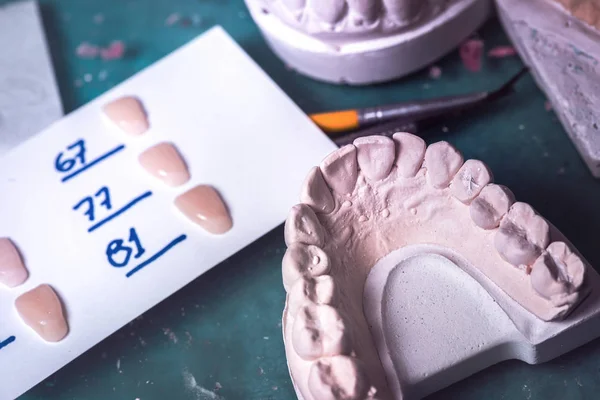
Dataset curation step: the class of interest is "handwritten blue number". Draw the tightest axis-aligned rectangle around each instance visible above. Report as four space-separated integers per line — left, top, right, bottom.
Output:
55 139 87 173
73 186 112 222
106 228 146 268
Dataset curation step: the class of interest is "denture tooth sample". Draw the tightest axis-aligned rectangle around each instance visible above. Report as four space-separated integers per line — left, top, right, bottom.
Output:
450 160 493 204
288 275 336 316
0 238 28 288
175 185 233 235
470 184 515 230
531 242 586 307
138 142 190 187
347 0 381 23
284 204 325 247
320 145 359 195
495 202 550 268
393 132 426 178
383 0 422 24
307 0 347 24
308 356 372 400
102 96 149 135
292 304 350 360
424 141 464 189
15 284 68 342
282 243 330 290
354 136 395 181
301 167 335 214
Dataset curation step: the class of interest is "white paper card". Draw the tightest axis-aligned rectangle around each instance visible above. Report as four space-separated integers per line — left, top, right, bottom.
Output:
0 26 336 399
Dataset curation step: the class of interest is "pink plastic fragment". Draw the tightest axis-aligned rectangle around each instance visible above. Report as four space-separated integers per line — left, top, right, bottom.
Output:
488 46 517 58
165 13 180 26
76 42 100 59
545 101 553 111
460 39 484 72
100 41 126 60
429 65 442 79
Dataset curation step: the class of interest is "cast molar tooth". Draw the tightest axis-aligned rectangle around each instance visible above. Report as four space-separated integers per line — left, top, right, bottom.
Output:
284 204 325 247
320 145 359 195
495 202 550 269
354 136 396 181
292 304 350 360
531 242 586 307
301 167 335 214
307 0 347 24
347 0 381 23
393 132 426 178
424 141 464 189
0 237 28 288
15 284 69 342
288 275 337 316
282 243 331 291
308 355 372 400
281 0 307 13
450 160 493 204
470 184 515 230
382 0 423 24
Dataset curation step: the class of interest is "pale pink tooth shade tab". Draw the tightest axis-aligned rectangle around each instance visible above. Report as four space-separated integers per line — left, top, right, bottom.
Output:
138 142 190 187
102 95 149 135
0 237 28 288
15 284 69 343
175 185 233 235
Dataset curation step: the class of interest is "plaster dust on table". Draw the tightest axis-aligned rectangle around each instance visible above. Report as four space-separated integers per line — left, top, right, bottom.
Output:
182 369 224 400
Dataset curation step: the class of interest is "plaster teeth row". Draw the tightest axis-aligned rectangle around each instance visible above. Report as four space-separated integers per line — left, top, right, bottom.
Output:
289 133 587 320
277 0 424 30
283 204 374 399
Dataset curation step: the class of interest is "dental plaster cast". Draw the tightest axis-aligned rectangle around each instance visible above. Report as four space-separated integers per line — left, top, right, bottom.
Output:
175 185 233 235
102 96 149 135
244 0 492 84
15 284 68 343
138 142 190 187
281 134 600 399
496 0 600 177
0 238 28 288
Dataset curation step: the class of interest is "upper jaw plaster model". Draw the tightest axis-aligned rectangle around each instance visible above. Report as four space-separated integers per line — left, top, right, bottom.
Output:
244 0 491 84
282 134 600 399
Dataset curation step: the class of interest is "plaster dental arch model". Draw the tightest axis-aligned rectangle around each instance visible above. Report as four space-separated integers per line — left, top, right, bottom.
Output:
244 0 492 84
282 134 600 399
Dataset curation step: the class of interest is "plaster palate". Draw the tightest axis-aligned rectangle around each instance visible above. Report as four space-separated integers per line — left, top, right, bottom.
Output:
138 142 190 187
15 284 68 343
282 134 600 400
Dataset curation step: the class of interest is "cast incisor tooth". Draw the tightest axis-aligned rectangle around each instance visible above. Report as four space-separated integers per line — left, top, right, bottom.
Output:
354 136 396 181
281 0 307 12
282 243 331 291
424 141 464 189
470 184 515 230
393 132 426 178
347 0 381 22
15 284 69 343
292 304 350 360
382 0 422 23
284 204 325 247
495 202 550 268
102 96 149 136
307 0 347 24
320 144 359 195
288 275 337 316
301 167 335 214
531 242 586 308
308 355 373 400
450 160 493 204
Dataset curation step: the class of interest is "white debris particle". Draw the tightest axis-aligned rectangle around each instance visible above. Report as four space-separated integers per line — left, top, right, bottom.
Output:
84 73 93 83
182 369 223 400
116 359 121 370
263 336 269 340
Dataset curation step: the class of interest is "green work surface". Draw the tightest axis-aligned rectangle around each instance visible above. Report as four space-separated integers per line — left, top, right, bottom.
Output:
11 0 600 399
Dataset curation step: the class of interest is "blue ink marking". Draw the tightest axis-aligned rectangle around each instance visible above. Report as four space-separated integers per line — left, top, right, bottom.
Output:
0 336 15 350
126 234 187 278
61 144 125 183
88 191 152 233
73 197 95 221
55 139 87 173
106 227 146 267
95 186 112 210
